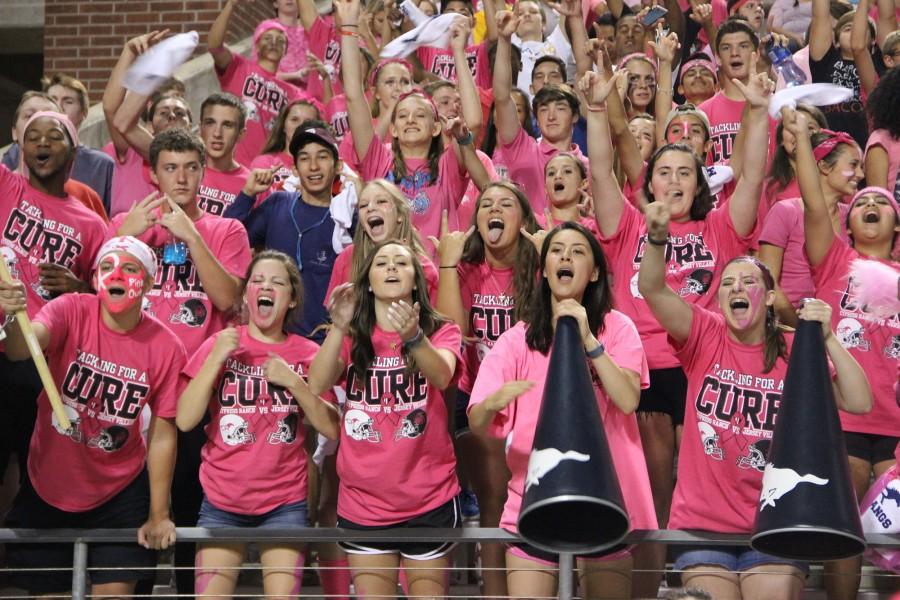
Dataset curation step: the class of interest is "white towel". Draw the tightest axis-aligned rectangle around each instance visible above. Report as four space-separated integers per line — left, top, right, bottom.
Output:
768 83 854 121
123 31 199 96
399 0 430 27
705 165 734 196
330 166 359 254
380 13 461 58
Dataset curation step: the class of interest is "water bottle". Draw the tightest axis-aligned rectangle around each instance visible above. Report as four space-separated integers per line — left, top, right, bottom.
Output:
768 44 807 87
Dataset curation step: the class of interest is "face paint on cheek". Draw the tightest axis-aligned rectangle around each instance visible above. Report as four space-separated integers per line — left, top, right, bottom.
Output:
96 256 145 314
666 120 692 144
841 170 855 179
736 284 765 328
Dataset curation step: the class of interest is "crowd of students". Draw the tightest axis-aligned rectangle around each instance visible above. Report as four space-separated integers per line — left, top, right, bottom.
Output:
0 0 898 597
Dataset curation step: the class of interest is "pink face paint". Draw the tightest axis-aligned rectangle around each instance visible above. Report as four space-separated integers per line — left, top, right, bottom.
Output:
736 283 765 329
666 120 693 144
245 280 282 327
841 170 855 179
96 253 145 314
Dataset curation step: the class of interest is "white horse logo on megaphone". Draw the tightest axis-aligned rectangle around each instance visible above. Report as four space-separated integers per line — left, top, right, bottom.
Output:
525 448 590 491
759 463 829 510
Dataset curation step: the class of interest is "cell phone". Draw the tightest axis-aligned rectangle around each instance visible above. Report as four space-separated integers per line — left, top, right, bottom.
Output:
641 5 668 27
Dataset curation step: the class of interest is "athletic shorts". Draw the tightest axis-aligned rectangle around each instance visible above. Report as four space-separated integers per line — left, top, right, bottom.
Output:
844 431 900 465
637 367 687 426
674 544 809 575
455 390 471 436
6 470 156 594
337 496 461 560
507 540 633 565
198 496 309 529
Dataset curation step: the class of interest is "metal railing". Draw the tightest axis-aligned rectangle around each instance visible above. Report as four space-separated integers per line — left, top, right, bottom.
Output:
3 528 899 600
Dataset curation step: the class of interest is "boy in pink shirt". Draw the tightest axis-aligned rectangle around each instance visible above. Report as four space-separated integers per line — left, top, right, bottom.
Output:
298 0 345 101
468 223 656 599
196 93 251 217
209 3 312 166
0 236 185 597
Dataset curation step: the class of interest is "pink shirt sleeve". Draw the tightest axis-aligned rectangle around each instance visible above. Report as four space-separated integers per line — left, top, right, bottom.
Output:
359 139 393 181
150 338 187 418
33 293 77 357
600 311 650 390
324 246 354 307
671 303 724 369
758 199 795 249
467 323 525 439
215 218 253 277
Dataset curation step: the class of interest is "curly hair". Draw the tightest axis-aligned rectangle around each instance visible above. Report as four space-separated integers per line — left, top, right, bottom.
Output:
867 67 900 139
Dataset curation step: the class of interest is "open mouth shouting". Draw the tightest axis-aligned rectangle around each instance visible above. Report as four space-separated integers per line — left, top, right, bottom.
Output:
556 266 575 283
729 297 750 319
487 218 505 244
257 294 275 318
367 215 386 238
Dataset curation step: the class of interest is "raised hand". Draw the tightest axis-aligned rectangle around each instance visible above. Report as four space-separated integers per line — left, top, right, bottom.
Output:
733 55 774 109
118 191 163 237
649 29 680 63
484 380 534 412
496 10 519 40
387 299 421 342
428 210 475 268
263 352 304 389
0 279 27 316
242 166 277 196
327 283 357 333
519 208 554 254
779 106 810 139
644 201 670 242
211 327 240 363
38 264 89 294
578 69 626 107
546 0 582 18
159 195 199 243
334 0 361 25
797 298 834 341
440 114 470 142
125 29 170 57
688 0 712 25
449 15 471 52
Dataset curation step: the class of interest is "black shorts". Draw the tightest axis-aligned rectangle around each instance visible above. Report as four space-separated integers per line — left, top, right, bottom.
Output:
844 431 900 465
637 367 687 426
455 390 471 436
337 496 461 560
0 353 41 478
6 470 156 594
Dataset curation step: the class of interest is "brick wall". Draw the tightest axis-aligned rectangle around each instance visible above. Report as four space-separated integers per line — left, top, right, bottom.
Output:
43 0 275 102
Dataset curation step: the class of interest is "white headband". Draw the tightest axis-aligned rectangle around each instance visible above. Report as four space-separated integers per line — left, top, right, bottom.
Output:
93 236 157 279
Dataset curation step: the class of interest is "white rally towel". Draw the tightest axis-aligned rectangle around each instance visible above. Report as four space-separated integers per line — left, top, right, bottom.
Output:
281 164 358 254
704 165 734 196
123 31 200 96
769 83 854 121
380 13 461 58
398 0 430 28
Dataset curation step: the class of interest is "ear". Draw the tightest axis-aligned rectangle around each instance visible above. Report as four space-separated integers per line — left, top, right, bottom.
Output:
590 267 599 282
765 288 776 307
149 168 160 185
677 83 685 96
431 117 442 138
389 121 399 140
703 139 713 155
817 159 832 175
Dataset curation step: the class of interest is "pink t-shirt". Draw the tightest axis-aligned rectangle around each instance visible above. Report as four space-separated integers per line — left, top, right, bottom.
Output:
536 212 602 239
501 127 590 215
669 304 795 533
599 201 754 369
865 129 900 202
306 16 343 102
252 19 310 77
699 92 746 166
216 53 309 167
467 316 656 534
456 262 516 394
109 212 252 355
29 293 186 512
103 144 157 218
324 244 439 306
812 239 900 437
183 326 333 514
198 164 250 217
762 178 800 210
326 95 350 142
359 141 470 256
416 42 491 89
0 165 107 319
759 198 850 307
336 322 462 525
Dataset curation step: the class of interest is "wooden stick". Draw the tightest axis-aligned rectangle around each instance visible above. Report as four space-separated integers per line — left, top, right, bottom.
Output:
0 258 71 430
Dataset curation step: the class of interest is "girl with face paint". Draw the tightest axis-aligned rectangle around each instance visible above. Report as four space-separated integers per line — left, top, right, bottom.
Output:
793 100 900 600
468 222 656 600
0 236 188 598
308 241 462 600
759 110 857 327
177 250 340 600
637 201 872 600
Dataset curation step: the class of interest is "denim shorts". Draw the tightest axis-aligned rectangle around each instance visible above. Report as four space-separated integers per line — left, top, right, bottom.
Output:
674 545 809 574
198 496 309 529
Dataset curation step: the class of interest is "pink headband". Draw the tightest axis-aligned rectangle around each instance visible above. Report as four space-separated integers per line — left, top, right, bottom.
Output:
729 0 752 14
617 52 658 75
369 58 413 89
681 58 718 82
850 186 900 216
812 130 858 161
253 21 288 47
18 110 79 176
394 90 439 120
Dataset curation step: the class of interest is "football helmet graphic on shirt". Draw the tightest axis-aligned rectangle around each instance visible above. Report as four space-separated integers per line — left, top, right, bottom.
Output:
220 414 255 446
736 439 770 471
52 404 84 443
171 299 208 327
88 426 130 452
268 413 298 444
394 408 427 440
344 408 381 442
883 335 900 359
0 246 19 279
679 269 714 296
836 317 870 351
698 421 724 460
